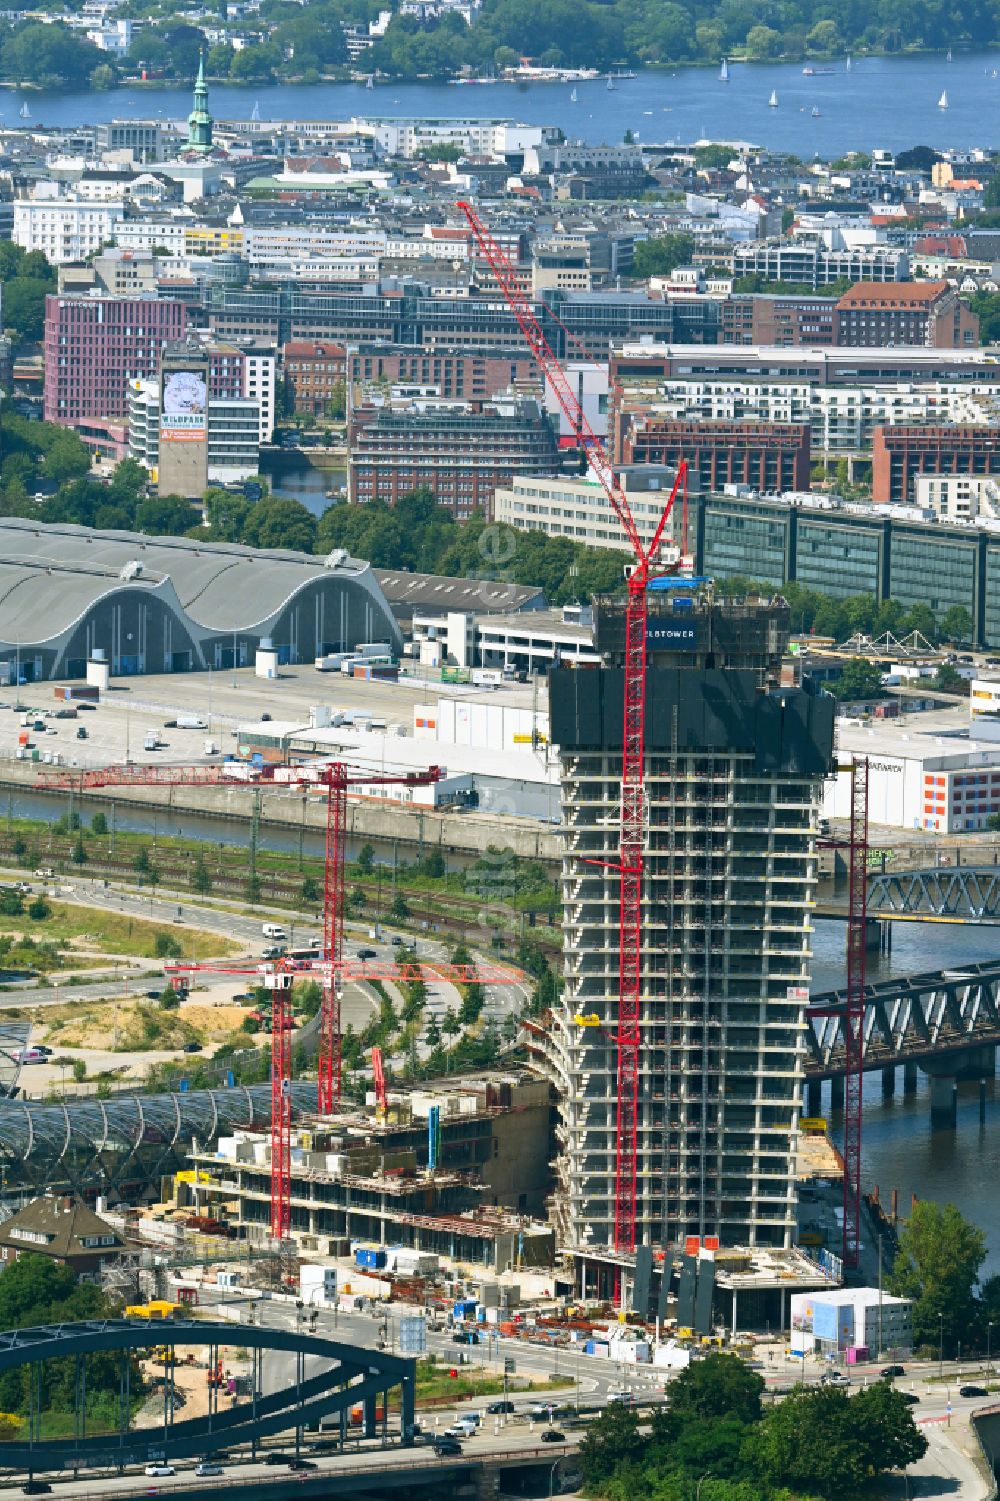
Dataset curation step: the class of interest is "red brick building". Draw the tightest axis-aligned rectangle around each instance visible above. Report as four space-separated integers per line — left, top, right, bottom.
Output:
282 340 346 416
834 281 979 348
618 417 811 494
346 345 539 400
872 425 1000 503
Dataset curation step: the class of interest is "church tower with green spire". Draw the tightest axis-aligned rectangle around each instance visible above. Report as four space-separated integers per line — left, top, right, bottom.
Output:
187 52 213 154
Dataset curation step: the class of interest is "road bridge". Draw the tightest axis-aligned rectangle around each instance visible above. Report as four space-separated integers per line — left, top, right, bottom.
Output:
805 960 1000 1125
816 864 1000 926
0 1319 415 1474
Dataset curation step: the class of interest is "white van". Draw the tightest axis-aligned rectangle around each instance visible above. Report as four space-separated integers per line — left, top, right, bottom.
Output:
262 923 286 941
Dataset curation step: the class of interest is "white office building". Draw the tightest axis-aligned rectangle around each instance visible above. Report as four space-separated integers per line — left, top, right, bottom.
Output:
494 465 685 553
13 198 125 264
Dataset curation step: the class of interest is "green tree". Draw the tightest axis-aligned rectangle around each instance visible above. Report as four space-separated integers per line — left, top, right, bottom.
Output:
833 656 885 701
744 23 781 57
154 932 182 959
743 1385 866 1497
849 1381 928 1474
245 873 262 904
389 893 410 921
191 853 212 894
27 897 50 921
70 832 88 865
3 279 51 343
133 847 151 875
356 842 375 874
0 889 22 917
941 605 973 644
90 812 108 836
665 1352 764 1424
632 232 696 280
242 496 316 553
301 875 320 904
578 1403 645 1488
204 487 253 543
889 1200 986 1351
931 663 971 696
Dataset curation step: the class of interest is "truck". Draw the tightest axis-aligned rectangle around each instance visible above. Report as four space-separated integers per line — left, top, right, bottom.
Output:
144 731 164 752
177 715 208 730
471 669 503 689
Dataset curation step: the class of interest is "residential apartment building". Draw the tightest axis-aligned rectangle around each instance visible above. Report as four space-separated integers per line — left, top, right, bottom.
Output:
618 416 812 494
731 238 909 289
283 340 347 416
348 394 559 517
834 281 979 347
533 596 833 1251
43 294 187 424
128 378 261 485
873 425 1000 503
722 293 837 347
14 198 125 264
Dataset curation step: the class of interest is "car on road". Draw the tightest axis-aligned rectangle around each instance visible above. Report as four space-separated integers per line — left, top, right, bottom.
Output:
823 1372 850 1386
540 1430 566 1443
286 1459 316 1471
356 947 377 960
263 1453 289 1466
183 1042 203 1053
195 1463 224 1477
22 1482 51 1494
880 1365 906 1379
144 1465 176 1477
960 1385 989 1397
486 1400 516 1414
606 1390 634 1405
898 1392 920 1406
76 726 88 739
451 1329 479 1344
433 1437 463 1457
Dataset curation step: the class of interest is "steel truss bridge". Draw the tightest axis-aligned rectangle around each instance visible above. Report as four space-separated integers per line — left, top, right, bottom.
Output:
0 1319 415 1472
867 866 1000 923
806 960 1000 1079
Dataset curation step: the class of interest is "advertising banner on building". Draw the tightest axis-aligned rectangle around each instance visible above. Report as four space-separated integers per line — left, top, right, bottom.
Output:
646 619 701 652
161 369 208 443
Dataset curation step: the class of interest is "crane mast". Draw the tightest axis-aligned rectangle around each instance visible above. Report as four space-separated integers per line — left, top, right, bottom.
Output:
457 200 688 1261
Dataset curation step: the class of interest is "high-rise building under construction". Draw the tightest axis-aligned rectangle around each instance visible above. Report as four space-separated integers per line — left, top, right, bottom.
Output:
538 592 834 1256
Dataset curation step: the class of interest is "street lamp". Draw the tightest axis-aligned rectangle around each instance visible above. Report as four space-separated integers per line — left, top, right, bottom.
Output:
988 1322 993 1378
939 1314 945 1380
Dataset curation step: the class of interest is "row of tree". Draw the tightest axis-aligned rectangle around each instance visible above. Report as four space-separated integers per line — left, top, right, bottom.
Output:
580 1351 926 1501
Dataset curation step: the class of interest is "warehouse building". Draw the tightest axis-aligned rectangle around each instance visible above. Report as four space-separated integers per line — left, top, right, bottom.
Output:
0 518 400 683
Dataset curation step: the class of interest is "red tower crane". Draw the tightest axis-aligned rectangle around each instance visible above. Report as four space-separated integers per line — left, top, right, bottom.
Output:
371 1045 387 1114
456 200 690 1260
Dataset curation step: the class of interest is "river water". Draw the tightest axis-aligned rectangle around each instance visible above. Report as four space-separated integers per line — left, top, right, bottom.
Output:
813 916 1000 1272
10 51 1000 153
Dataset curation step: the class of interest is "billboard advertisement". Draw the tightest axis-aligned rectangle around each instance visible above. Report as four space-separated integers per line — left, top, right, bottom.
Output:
161 369 208 443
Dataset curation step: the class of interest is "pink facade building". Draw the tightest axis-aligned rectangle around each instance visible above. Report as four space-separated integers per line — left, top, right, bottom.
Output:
43 294 187 426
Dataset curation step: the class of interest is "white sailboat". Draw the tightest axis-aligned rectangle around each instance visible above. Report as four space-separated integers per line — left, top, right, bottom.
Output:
570 86 577 102
947 46 953 61
606 74 615 91
719 57 729 81
250 98 260 122
811 104 820 116
366 74 374 89
768 89 778 107
19 102 28 119
938 88 949 108
845 54 852 71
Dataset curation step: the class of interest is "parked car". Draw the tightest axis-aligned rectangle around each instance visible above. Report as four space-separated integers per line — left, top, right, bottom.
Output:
263 1453 288 1466
356 947 377 960
286 1459 316 1471
144 1465 176 1477
183 1042 203 1053
433 1437 462 1457
486 1400 515 1414
76 726 88 740
22 1482 51 1495
881 1365 906 1379
960 1385 988 1398
195 1463 224 1477
540 1430 566 1443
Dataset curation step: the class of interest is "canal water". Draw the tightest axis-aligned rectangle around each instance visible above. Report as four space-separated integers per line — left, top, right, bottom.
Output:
8 51 1000 154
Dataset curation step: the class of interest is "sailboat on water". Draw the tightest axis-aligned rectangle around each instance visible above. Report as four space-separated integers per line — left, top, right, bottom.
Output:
19 101 29 119
250 99 260 122
768 89 778 107
366 74 374 89
570 86 577 102
845 54 852 71
938 88 949 108
947 46 953 61
719 57 729 81
606 74 615 90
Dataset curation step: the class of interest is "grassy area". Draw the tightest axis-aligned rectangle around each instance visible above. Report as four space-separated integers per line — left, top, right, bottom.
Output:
413 1359 572 1406
0 901 238 964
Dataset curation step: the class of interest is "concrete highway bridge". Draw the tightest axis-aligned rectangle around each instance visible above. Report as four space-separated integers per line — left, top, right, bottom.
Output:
804 959 1000 1124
